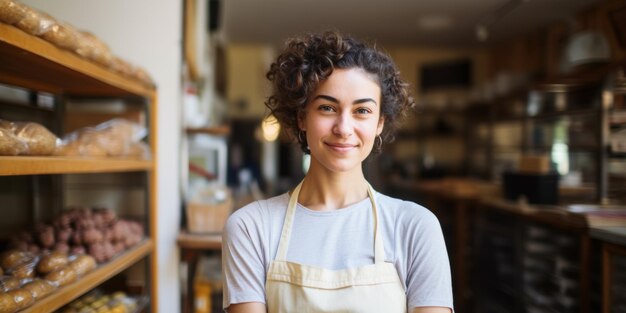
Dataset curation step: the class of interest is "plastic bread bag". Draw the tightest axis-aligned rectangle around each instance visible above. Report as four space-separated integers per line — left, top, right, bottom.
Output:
5 254 39 280
110 56 134 77
133 66 156 88
0 276 21 292
0 288 35 313
40 21 81 52
14 4 55 36
56 118 150 158
12 122 59 155
21 278 57 300
0 127 27 156
75 31 114 67
0 0 28 25
0 119 58 156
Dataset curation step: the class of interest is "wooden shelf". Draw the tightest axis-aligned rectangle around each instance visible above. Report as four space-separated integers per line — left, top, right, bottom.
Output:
23 239 153 313
185 126 230 136
0 23 154 98
1 16 158 313
177 231 222 250
0 156 153 176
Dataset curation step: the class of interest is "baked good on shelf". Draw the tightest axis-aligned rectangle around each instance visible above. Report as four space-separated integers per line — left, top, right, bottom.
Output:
0 0 27 25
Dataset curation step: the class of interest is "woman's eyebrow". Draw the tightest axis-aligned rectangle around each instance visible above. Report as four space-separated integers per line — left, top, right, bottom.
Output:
313 95 378 106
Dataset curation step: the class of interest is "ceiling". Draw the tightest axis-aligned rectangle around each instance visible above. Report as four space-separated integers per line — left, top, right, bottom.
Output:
222 0 597 47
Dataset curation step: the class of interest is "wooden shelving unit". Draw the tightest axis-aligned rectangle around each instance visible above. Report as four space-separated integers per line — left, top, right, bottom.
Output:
23 240 153 313
0 21 158 313
0 23 151 97
0 156 153 175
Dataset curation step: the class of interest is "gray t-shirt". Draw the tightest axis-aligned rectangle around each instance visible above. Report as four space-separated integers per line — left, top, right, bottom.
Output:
222 191 454 311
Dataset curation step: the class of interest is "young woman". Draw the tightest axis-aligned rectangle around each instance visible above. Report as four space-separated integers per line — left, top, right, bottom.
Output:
222 31 453 313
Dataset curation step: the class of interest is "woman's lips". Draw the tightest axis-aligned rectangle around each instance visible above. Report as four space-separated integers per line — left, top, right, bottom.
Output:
325 142 357 152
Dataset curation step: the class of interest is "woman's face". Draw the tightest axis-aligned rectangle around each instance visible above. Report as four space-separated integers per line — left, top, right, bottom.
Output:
299 67 384 174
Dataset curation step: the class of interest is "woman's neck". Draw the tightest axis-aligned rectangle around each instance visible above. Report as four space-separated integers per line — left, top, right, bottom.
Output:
297 163 369 212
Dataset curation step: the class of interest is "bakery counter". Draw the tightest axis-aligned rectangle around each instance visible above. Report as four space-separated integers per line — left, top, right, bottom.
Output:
385 178 626 313
591 226 626 246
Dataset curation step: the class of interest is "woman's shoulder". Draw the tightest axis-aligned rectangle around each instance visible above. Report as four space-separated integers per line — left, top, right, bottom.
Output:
375 192 440 226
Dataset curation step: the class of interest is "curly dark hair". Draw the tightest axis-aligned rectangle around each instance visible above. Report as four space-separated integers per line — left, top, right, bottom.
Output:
265 31 415 154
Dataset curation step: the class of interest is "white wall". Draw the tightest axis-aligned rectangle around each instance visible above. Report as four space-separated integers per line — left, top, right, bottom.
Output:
21 1 183 312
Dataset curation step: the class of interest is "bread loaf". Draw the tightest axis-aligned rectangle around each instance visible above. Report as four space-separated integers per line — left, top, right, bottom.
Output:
45 267 77 287
0 0 27 25
0 129 26 156
15 6 54 36
0 250 32 270
22 279 56 299
68 255 96 276
13 122 57 155
37 251 69 274
41 22 80 51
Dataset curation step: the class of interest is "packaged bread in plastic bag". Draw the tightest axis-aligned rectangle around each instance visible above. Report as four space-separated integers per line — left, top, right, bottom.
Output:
56 118 150 159
14 4 55 36
75 31 114 67
0 0 28 25
0 119 58 156
40 21 81 52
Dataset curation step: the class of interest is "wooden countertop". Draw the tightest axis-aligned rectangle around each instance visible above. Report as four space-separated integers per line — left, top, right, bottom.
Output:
590 226 626 246
390 178 626 231
177 230 222 250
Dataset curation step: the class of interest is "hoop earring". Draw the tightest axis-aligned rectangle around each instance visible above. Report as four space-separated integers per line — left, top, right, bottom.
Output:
376 135 383 151
299 130 310 153
298 130 306 144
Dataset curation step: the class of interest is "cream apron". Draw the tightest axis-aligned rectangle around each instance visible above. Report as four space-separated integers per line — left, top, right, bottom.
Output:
265 181 407 313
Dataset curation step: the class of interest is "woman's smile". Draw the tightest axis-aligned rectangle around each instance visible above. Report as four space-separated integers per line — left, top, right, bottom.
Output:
325 141 359 153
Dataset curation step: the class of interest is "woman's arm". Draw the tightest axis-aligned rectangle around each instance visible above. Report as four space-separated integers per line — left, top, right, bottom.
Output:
227 302 267 313
413 307 452 313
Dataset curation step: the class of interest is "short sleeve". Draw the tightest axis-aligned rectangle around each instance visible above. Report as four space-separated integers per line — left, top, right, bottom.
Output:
221 202 268 309
405 209 454 311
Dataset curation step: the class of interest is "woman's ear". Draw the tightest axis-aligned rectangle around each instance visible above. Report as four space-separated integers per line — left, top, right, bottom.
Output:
298 115 306 132
376 117 385 136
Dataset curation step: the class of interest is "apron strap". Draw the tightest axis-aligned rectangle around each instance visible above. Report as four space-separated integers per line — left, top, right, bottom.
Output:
275 180 385 264
367 184 385 264
275 180 303 261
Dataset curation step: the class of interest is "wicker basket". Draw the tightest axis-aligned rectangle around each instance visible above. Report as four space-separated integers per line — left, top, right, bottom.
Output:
186 191 233 234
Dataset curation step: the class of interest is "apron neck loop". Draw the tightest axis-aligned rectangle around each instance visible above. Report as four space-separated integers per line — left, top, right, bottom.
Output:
275 180 385 264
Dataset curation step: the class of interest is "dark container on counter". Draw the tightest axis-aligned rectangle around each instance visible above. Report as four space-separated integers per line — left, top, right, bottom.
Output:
503 171 559 205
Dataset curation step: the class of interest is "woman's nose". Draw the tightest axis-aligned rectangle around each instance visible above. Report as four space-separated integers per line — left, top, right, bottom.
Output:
333 113 353 137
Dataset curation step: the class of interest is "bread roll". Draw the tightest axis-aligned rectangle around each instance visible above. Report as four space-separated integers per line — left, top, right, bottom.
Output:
0 292 17 313
0 250 31 270
45 267 77 287
68 255 96 276
37 251 69 274
7 259 37 279
22 279 56 299
9 289 34 311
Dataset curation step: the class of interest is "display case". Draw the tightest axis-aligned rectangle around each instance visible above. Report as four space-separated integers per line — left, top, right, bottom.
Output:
0 22 157 313
465 63 626 204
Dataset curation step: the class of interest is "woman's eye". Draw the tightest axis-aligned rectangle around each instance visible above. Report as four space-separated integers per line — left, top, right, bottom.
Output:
319 105 335 112
355 108 371 114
